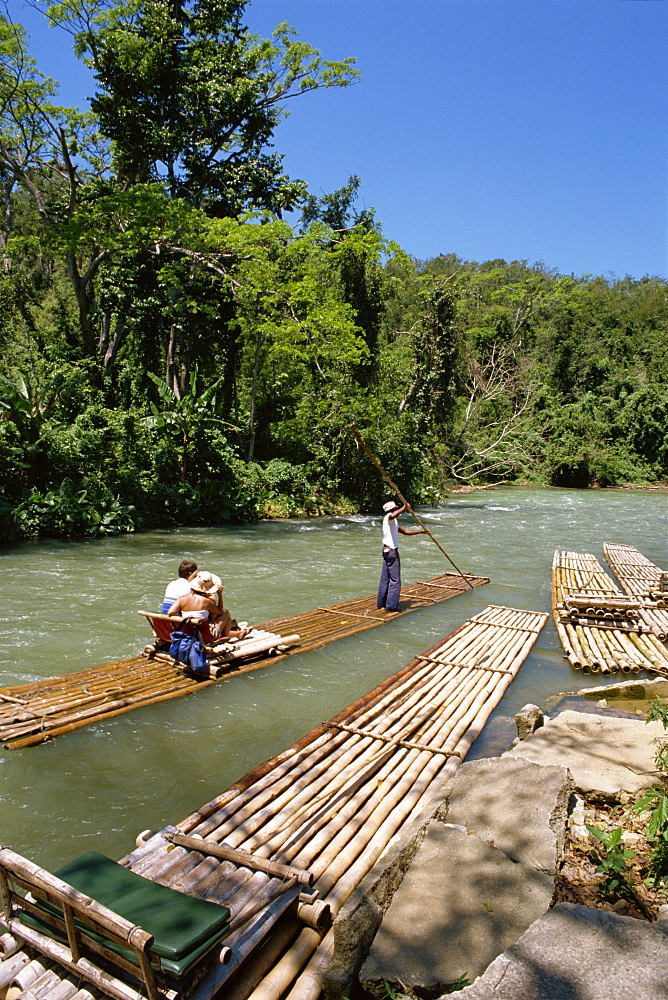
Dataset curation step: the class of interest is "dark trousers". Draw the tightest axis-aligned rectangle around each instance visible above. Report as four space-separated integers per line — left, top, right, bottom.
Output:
377 546 401 610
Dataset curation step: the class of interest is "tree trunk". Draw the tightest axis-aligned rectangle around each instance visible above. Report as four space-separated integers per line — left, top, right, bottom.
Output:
103 313 128 371
166 324 181 399
247 330 264 462
66 251 98 358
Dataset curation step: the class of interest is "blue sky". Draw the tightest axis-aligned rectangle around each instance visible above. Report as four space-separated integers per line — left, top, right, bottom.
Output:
11 0 668 280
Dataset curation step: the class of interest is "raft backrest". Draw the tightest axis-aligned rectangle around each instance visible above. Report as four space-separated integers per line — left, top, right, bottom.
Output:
138 610 183 643
138 611 216 646
0 847 230 1000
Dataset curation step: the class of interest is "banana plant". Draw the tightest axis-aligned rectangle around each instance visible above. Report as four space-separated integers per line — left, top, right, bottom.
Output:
0 371 65 488
144 369 237 479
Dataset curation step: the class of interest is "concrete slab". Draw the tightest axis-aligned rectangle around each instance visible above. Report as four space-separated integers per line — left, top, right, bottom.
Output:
504 709 664 802
448 902 668 1000
443 757 572 874
360 823 555 994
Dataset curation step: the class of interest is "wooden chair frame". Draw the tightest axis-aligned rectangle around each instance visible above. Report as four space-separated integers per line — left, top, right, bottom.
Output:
137 611 228 649
0 847 164 1000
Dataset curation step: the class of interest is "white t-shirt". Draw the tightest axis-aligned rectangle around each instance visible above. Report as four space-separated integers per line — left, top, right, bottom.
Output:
162 577 192 610
382 514 399 549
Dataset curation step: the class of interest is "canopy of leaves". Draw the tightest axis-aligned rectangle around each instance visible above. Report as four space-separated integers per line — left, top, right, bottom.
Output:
0 3 666 541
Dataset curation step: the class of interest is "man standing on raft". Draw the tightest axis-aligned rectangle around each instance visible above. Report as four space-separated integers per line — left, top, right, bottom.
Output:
377 500 427 612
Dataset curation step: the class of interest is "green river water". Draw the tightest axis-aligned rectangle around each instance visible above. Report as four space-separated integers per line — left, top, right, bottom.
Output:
0 486 665 872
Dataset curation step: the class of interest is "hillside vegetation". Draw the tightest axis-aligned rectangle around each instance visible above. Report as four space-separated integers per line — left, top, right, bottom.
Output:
1 2 666 541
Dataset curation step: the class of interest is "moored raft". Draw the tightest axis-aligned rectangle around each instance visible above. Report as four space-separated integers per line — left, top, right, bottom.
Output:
0 604 546 1000
0 571 489 750
604 542 668 639
552 549 668 675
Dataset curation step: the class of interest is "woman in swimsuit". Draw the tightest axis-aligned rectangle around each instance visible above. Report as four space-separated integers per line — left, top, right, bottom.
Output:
168 572 249 639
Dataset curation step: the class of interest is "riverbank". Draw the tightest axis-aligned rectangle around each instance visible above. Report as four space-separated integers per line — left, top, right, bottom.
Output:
4 478 668 544
349 683 668 1000
553 678 668 922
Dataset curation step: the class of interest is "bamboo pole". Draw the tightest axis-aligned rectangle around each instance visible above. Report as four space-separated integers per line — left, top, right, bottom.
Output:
215 912 301 1000
170 612 528 880
349 424 473 588
163 832 315 886
215 645 490 855
183 648 457 844
0 950 30 992
247 617 543 872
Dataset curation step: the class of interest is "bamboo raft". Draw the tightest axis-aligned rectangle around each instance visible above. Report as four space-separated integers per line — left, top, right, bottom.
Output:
552 549 668 675
0 604 547 1000
603 542 668 639
0 571 488 750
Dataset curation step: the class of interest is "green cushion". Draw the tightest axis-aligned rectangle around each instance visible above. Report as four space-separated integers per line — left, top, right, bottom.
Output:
19 851 230 979
52 852 229 960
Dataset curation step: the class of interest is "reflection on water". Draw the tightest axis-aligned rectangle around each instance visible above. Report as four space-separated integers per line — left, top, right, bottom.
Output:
0 486 666 869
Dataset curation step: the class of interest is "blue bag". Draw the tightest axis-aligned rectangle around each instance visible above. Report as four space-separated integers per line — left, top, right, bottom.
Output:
169 628 208 676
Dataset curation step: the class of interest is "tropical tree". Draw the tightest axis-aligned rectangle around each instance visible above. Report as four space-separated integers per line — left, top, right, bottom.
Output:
0 369 68 488
232 221 375 462
47 0 358 214
1 2 359 384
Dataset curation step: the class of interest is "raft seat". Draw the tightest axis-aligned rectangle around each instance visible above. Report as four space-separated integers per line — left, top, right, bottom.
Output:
138 611 217 646
0 847 231 1000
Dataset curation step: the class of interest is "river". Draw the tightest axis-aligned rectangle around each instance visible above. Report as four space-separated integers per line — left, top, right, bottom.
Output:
0 486 665 871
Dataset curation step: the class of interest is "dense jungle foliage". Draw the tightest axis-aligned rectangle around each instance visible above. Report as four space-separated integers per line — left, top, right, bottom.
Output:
1 1 667 541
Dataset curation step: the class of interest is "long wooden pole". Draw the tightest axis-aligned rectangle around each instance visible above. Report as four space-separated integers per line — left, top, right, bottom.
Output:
349 424 473 588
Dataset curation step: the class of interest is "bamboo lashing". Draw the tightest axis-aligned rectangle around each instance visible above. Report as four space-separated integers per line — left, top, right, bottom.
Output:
349 424 474 588
316 608 386 622
321 721 462 757
416 654 513 675
0 570 488 750
552 549 668 675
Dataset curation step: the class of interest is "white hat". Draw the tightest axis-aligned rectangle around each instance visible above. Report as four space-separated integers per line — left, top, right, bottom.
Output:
383 501 398 513
190 571 217 595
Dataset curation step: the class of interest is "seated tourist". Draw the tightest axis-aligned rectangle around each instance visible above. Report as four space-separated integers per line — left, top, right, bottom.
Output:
168 572 249 641
162 560 198 613
168 572 220 620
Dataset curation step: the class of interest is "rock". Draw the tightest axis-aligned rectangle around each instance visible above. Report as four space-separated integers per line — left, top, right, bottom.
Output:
515 703 544 739
446 903 668 999
442 756 573 873
360 824 555 994
577 677 668 702
568 793 586 825
358 757 572 996
568 794 589 840
504 710 664 803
